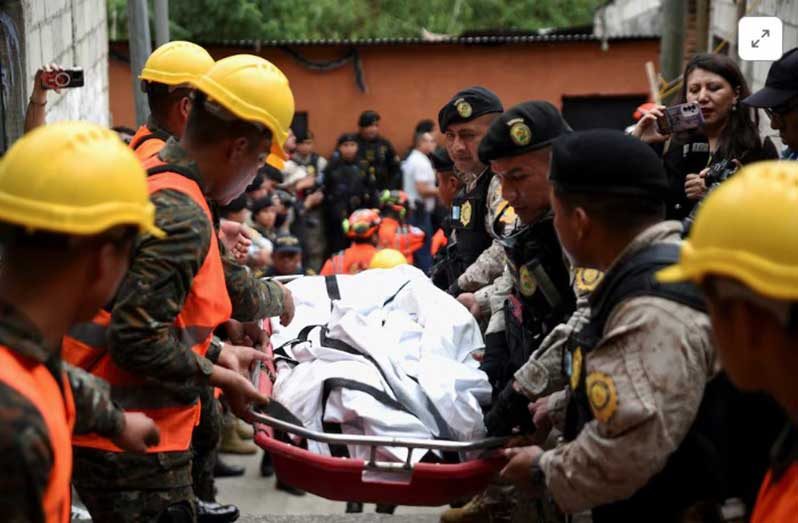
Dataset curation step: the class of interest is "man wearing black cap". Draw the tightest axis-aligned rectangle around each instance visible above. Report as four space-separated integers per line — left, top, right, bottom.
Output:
356 110 402 191
265 234 304 277
743 47 798 159
499 129 719 521
437 86 511 306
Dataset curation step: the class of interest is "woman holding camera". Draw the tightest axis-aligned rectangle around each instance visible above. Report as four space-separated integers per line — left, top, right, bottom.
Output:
632 53 777 220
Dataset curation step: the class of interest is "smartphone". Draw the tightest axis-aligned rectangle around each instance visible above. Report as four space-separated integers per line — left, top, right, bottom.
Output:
656 102 704 134
41 68 84 89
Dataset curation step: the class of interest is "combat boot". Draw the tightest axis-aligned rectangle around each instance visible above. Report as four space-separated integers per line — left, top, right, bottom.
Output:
439 488 513 523
219 415 257 455
236 419 254 440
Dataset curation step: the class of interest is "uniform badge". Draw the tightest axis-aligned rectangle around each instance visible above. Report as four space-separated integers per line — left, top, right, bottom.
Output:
569 347 583 391
586 372 618 423
498 200 517 224
307 165 316 175
574 268 603 294
460 200 473 227
519 265 536 297
455 98 473 118
509 120 532 146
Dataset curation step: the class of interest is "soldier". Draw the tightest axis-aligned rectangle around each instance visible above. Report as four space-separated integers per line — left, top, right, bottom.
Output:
355 110 402 190
0 121 163 521
129 41 215 162
657 161 798 521
435 87 510 304
64 55 295 522
441 102 577 523
500 130 733 521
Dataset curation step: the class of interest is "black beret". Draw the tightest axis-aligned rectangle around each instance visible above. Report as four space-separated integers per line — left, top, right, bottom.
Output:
438 86 503 132
429 147 454 172
550 129 668 200
337 132 359 146
259 163 283 184
478 101 571 164
358 110 380 127
274 233 302 254
250 196 274 215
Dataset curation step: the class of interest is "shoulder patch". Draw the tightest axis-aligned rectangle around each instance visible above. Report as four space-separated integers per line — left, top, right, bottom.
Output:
586 371 617 423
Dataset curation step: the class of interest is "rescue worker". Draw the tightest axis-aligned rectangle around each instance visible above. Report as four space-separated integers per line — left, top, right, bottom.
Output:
369 248 409 269
129 41 215 162
0 121 163 521
657 161 798 522
441 101 576 523
65 55 295 522
499 130 737 521
433 87 510 300
377 190 425 264
320 209 381 276
323 133 379 254
355 110 401 190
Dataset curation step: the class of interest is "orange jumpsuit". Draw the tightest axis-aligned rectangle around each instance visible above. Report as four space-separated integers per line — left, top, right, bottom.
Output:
377 217 424 263
320 243 378 275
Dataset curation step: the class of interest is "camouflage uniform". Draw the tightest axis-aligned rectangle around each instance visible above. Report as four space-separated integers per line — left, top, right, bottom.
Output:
454 173 512 294
538 222 715 515
355 135 401 191
0 301 124 522
74 141 285 521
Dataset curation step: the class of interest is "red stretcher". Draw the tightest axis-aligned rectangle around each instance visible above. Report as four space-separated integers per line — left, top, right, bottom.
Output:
249 320 508 506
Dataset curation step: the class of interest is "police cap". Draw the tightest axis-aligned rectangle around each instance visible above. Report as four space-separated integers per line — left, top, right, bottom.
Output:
550 129 668 200
438 86 503 132
478 101 571 164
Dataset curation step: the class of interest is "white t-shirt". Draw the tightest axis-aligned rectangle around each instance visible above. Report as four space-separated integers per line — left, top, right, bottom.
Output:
402 149 436 212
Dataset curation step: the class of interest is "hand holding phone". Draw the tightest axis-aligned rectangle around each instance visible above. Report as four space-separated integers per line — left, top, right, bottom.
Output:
41 66 84 90
655 102 704 135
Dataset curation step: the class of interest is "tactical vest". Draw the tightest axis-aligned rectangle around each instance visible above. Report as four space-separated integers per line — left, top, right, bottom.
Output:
129 124 170 163
500 215 575 376
447 171 493 279
64 160 232 454
0 346 75 523
563 243 725 522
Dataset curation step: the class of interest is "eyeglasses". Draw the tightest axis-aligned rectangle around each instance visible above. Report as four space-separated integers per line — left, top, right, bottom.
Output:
765 97 798 119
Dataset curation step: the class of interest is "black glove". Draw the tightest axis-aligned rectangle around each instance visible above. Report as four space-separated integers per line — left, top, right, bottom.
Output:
447 281 463 297
484 381 535 437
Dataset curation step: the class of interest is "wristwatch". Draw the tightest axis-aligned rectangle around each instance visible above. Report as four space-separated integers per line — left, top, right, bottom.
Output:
207 336 225 364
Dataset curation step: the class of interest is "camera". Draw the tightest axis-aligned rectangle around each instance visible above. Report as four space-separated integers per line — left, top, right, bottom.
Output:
656 102 704 135
41 68 84 90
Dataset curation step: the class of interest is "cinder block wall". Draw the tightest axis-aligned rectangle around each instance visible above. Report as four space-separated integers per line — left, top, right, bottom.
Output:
22 0 109 125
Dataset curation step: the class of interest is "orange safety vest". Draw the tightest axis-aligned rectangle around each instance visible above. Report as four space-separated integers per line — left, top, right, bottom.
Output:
430 228 448 257
0 346 75 523
65 160 232 453
320 243 378 276
129 124 169 163
751 464 798 523
377 217 424 263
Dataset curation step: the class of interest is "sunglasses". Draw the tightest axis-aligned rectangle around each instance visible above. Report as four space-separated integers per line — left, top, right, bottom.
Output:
765 97 798 118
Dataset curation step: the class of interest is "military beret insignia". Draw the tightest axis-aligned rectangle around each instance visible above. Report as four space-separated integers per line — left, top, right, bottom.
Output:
455 98 473 118
586 372 618 423
508 118 532 146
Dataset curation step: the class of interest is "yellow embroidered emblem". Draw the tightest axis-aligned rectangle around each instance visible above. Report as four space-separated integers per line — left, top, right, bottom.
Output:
509 121 532 146
498 200 517 224
570 347 583 391
460 200 473 227
586 372 618 423
575 268 603 294
519 265 536 297
455 99 473 118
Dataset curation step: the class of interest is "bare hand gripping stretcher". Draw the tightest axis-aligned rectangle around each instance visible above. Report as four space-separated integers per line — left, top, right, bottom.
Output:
248 268 509 505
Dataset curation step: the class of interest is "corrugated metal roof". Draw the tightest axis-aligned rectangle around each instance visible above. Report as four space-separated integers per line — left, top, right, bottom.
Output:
187 33 657 48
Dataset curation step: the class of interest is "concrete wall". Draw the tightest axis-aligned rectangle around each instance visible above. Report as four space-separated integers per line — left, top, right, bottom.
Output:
20 0 109 126
110 39 660 157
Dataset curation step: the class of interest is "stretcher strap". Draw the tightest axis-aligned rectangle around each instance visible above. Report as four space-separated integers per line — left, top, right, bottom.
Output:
381 280 411 307
325 275 341 301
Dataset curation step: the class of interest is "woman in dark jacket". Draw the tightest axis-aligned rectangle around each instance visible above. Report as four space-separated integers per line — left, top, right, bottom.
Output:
632 53 778 220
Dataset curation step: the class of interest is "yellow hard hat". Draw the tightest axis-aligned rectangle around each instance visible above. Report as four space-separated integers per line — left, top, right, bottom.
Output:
191 54 295 159
0 121 164 238
140 41 215 86
369 248 408 269
658 161 798 300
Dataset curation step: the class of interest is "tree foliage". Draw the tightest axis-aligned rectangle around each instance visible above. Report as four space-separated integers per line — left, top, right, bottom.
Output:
107 0 603 42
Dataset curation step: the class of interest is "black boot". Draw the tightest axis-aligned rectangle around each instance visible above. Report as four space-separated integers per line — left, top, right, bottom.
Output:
213 458 245 478
345 502 364 513
260 451 274 477
276 479 306 496
196 500 240 523
376 504 397 514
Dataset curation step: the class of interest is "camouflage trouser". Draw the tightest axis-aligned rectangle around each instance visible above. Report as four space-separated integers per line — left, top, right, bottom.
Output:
73 447 195 523
192 386 222 502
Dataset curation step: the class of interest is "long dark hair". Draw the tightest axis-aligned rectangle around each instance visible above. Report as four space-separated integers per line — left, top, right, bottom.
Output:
678 53 763 162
